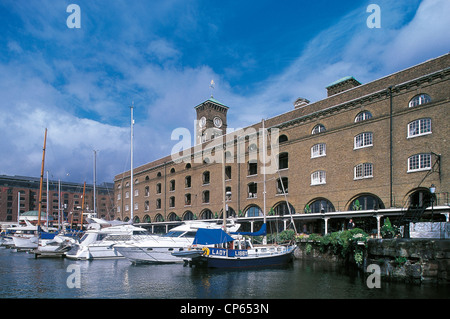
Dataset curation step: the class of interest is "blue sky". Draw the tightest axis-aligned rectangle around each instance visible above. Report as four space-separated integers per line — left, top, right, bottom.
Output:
0 0 449 184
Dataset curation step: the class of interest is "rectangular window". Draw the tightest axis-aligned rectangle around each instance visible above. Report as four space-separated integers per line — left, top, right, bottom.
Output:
311 143 326 158
354 163 373 179
311 171 326 185
354 132 373 149
408 118 431 138
408 154 431 172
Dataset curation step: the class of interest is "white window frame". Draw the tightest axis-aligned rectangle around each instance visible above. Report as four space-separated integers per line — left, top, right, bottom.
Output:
312 124 326 135
311 171 326 185
355 111 373 123
354 132 373 149
408 118 432 138
408 94 431 108
408 153 431 172
311 143 326 158
354 163 373 180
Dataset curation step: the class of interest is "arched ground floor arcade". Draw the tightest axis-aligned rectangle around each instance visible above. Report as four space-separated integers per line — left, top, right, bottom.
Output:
135 206 450 238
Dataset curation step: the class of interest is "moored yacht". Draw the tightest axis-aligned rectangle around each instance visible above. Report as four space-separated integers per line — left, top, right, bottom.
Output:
65 219 151 260
114 220 241 264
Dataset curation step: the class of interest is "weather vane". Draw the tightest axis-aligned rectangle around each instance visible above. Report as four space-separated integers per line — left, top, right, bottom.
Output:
210 79 215 98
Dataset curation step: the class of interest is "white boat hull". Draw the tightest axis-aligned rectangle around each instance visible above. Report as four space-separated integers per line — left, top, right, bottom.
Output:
12 235 38 249
114 246 187 264
65 244 123 260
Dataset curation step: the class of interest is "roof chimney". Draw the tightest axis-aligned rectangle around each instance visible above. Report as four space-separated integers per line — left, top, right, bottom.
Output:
326 76 361 97
293 97 310 109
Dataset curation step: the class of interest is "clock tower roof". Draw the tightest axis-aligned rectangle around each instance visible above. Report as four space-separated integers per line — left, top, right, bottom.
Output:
194 97 229 110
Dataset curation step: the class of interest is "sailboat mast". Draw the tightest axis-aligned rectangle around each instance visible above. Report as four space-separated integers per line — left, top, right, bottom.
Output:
81 181 86 230
222 144 227 232
262 120 267 244
93 150 97 217
46 171 49 228
37 128 47 228
130 103 134 222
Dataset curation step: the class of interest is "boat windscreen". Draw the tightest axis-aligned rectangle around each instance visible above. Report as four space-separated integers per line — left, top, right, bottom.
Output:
162 231 184 237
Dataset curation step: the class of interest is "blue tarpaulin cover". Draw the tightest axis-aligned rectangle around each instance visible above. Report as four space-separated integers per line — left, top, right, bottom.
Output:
192 228 234 245
231 223 266 236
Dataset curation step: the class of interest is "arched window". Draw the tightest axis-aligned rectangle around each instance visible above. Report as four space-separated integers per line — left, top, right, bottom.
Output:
155 214 164 222
202 190 210 203
311 171 326 185
278 152 288 170
201 209 213 219
354 163 373 179
312 124 326 134
169 196 175 208
349 194 384 211
409 94 431 108
144 200 149 211
354 132 373 149
355 110 373 122
185 193 191 206
183 211 194 220
143 215 151 223
305 198 335 214
408 153 431 172
247 182 257 198
245 205 263 217
185 176 192 188
311 143 326 158
168 212 178 221
248 160 258 176
202 171 210 185
170 168 176 174
408 118 431 138
276 177 288 194
273 202 295 215
278 134 288 143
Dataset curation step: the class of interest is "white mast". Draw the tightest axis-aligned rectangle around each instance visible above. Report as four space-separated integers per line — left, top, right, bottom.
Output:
17 192 20 224
262 119 267 245
93 150 97 217
130 103 134 222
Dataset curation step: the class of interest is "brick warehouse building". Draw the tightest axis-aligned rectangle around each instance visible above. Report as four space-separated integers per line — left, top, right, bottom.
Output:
114 54 449 235
0 175 115 226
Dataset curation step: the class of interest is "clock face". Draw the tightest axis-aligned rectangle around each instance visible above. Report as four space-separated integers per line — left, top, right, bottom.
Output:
213 116 223 128
199 116 206 128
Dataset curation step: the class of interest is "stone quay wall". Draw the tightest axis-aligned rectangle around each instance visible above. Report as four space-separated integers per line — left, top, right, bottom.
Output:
366 239 450 284
295 239 450 284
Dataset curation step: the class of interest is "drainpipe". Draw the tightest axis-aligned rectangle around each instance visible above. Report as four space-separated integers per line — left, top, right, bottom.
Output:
389 86 393 207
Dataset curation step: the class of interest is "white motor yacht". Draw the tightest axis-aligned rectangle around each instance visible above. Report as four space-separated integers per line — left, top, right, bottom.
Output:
8 219 57 250
114 220 241 264
65 219 152 260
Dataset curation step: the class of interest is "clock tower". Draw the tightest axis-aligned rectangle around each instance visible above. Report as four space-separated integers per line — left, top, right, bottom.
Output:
194 97 229 145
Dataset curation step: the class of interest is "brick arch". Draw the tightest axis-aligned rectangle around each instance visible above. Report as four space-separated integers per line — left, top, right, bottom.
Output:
304 197 335 214
346 193 385 211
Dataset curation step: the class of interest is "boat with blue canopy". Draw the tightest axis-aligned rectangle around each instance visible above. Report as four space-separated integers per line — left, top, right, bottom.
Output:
172 225 295 268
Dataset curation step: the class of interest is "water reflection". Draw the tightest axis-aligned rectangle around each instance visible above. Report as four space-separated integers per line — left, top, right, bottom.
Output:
0 248 448 299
